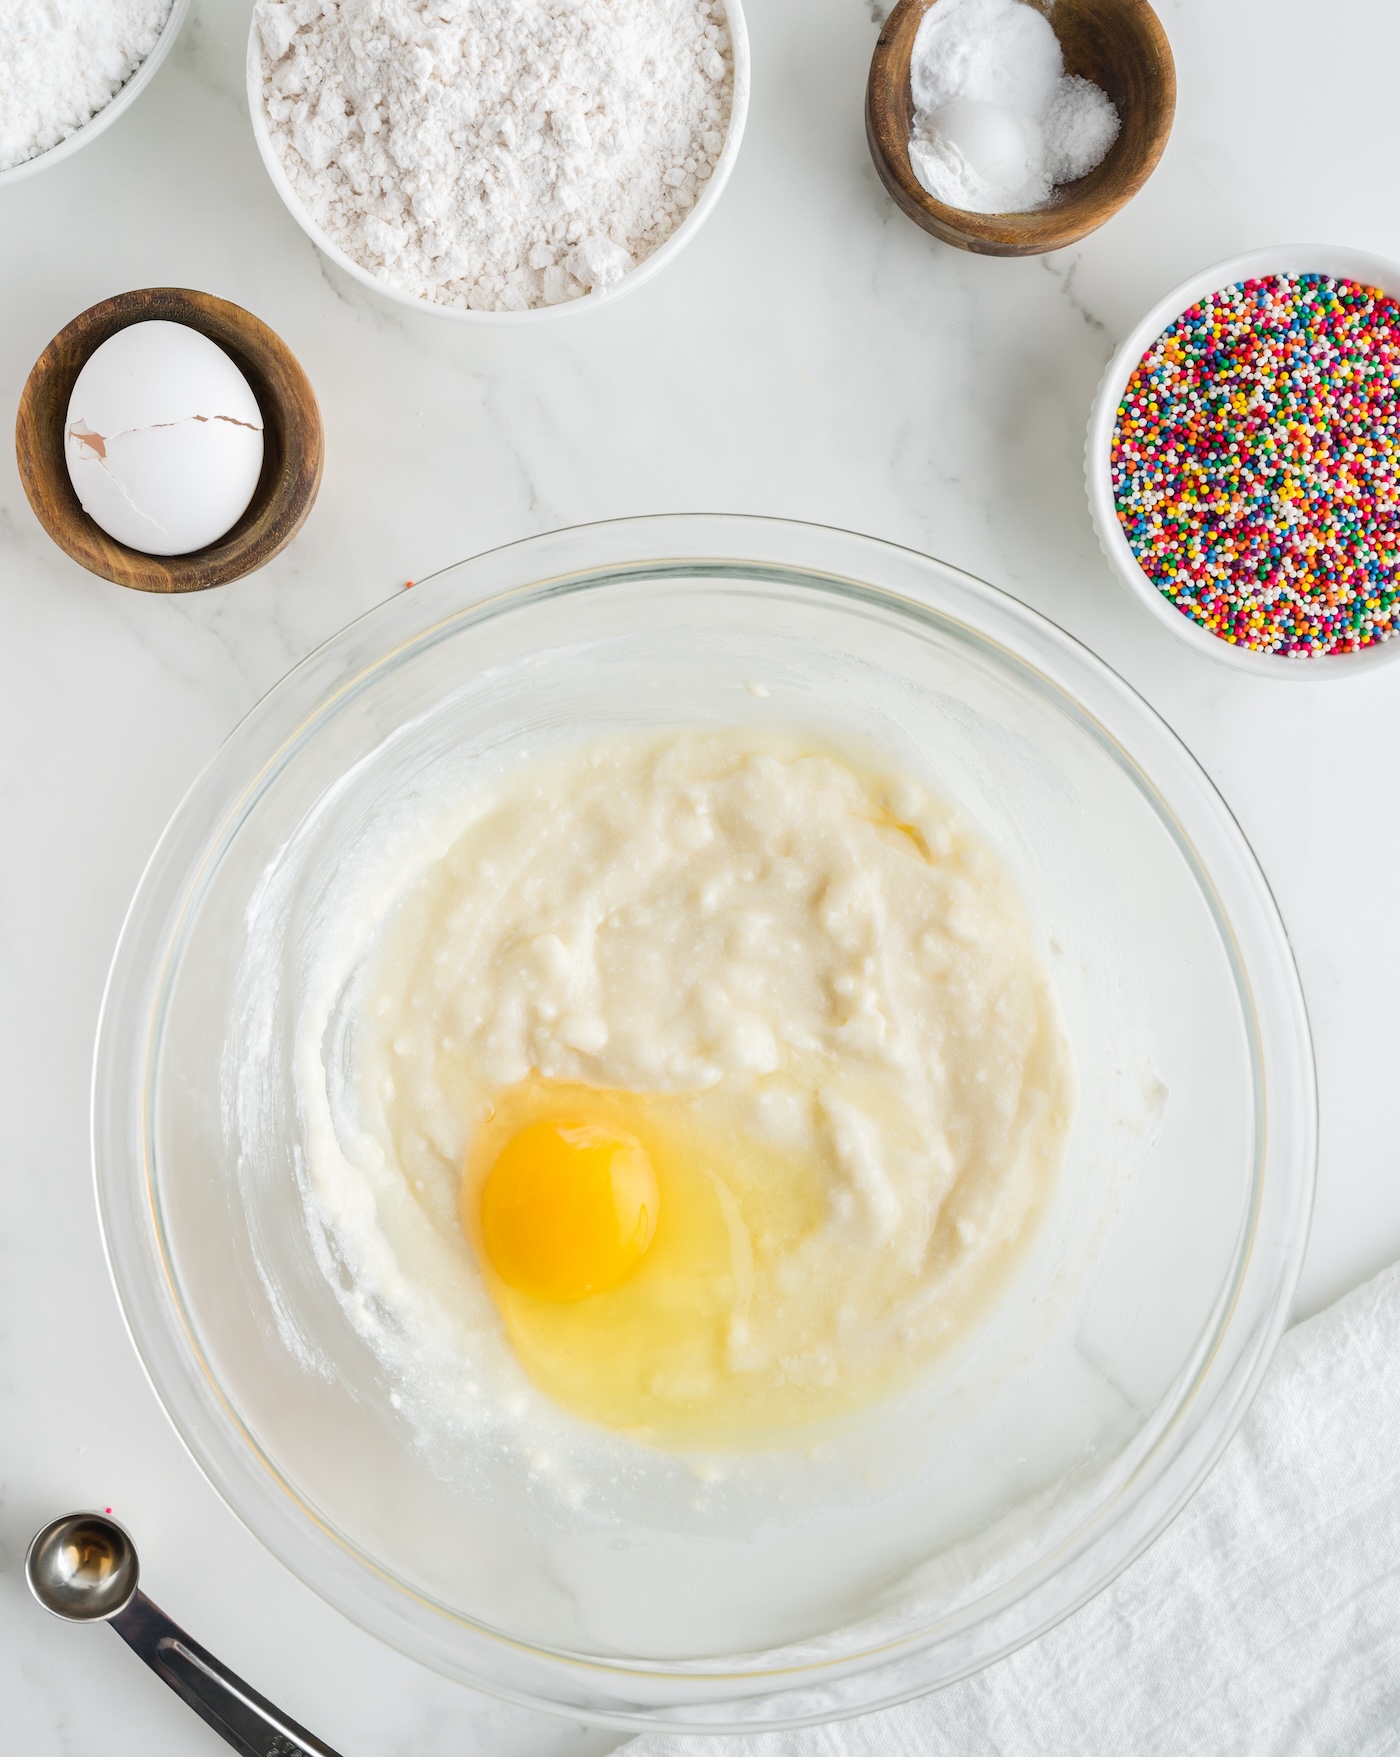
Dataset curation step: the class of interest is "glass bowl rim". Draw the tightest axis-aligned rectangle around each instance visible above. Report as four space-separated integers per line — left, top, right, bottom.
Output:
92 513 1316 1729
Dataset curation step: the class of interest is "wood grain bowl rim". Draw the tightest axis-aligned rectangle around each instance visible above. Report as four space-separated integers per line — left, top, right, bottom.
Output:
15 287 323 593
866 0 1177 258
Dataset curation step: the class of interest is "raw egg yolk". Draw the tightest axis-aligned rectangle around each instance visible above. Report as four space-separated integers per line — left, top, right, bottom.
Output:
479 1116 660 1302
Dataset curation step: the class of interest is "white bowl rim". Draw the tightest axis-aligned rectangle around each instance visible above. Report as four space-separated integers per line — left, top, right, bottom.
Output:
1085 242 1400 681
0 0 191 188
244 0 750 325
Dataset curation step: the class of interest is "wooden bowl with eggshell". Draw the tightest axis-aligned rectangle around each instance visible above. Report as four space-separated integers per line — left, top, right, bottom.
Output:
866 0 1176 257
15 287 323 592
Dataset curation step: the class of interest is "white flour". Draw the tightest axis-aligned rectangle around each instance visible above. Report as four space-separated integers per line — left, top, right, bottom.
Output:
254 0 734 312
0 0 173 172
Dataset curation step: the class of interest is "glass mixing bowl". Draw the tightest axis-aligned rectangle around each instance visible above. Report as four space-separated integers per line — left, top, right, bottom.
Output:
94 515 1315 1731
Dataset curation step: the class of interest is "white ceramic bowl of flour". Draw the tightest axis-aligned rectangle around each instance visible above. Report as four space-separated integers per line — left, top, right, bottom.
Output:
0 0 189 189
245 1 750 324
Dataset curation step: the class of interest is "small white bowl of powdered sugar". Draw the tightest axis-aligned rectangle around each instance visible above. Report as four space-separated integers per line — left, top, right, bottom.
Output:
0 0 189 186
247 0 749 320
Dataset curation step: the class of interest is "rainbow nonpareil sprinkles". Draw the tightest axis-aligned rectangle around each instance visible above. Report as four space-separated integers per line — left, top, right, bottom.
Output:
1111 273 1400 657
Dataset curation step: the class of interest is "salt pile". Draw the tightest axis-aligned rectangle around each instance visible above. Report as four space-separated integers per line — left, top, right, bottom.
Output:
908 0 1119 214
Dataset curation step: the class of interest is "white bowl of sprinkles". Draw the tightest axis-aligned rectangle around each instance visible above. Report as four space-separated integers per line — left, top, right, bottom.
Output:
246 0 750 324
1086 243 1400 679
0 0 190 190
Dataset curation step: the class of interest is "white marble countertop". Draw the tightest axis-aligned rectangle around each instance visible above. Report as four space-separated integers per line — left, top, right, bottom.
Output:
4 0 1399 1750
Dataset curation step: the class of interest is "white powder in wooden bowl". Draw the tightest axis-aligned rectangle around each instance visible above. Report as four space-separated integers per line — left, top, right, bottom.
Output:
907 0 1119 215
253 0 735 313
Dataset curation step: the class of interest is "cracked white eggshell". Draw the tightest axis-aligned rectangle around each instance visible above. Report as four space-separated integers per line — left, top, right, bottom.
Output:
64 320 265 557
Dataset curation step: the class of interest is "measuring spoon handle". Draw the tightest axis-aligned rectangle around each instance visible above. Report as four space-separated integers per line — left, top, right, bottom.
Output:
111 1589 343 1757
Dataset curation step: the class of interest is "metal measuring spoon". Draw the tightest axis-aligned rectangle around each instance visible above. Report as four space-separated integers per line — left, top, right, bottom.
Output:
26 1512 342 1757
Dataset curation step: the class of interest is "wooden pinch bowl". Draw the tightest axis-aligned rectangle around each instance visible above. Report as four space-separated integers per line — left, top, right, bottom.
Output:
866 0 1176 257
16 288 323 593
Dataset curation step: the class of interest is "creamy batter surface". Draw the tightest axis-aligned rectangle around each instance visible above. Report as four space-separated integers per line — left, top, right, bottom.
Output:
299 728 1076 1449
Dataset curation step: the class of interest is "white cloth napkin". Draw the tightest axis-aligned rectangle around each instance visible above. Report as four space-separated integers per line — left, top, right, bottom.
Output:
628 1262 1400 1757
